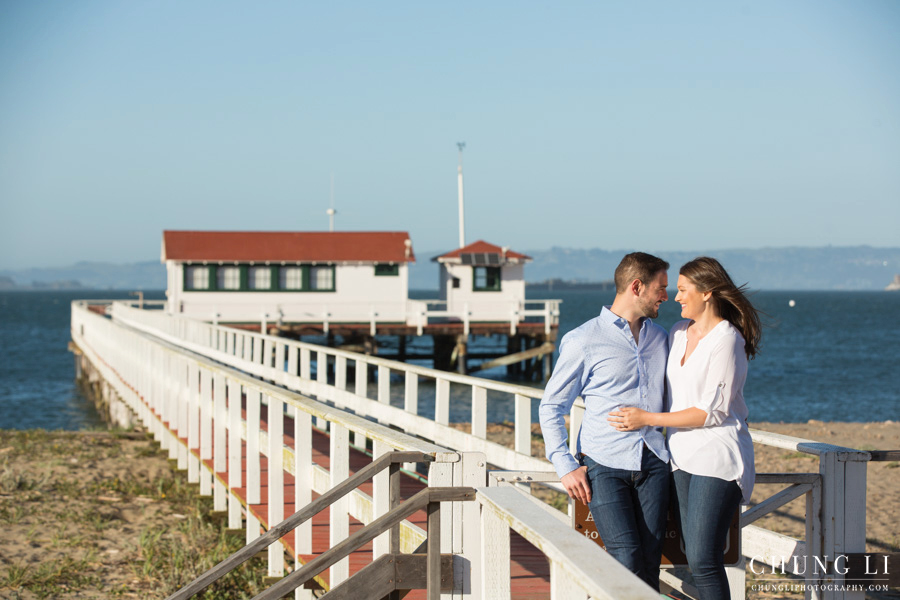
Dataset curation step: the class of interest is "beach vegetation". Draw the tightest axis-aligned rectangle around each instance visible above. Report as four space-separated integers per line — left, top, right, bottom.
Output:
0 429 266 599
781 451 810 460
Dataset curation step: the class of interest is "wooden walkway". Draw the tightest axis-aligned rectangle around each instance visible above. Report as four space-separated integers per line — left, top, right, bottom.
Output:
176 409 553 599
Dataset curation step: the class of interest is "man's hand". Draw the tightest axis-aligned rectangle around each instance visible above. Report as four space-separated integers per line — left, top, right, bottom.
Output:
560 466 591 505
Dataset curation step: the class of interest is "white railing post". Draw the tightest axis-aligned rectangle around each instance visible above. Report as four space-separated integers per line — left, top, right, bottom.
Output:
481 504 511 600
806 473 824 599
187 362 200 483
252 335 263 366
169 354 182 463
330 422 350 586
372 440 391 559
227 379 242 530
177 357 190 470
403 372 419 471
287 344 300 390
472 386 487 440
267 394 285 577
315 351 328 429
436 378 450 426
213 372 227 512
457 452 486 598
199 367 213 496
819 447 869 600
275 341 286 386
514 394 531 457
299 347 311 395
335 355 347 409
246 388 261 545
353 358 368 449
377 365 390 424
294 404 314 600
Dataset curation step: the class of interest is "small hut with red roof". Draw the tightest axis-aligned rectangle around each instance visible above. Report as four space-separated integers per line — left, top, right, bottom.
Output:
432 240 532 322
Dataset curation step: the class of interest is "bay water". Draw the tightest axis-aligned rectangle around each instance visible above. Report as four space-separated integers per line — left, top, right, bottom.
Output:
1 289 898 430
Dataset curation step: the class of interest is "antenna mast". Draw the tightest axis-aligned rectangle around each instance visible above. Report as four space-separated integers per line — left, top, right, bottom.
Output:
326 172 336 232
457 142 466 248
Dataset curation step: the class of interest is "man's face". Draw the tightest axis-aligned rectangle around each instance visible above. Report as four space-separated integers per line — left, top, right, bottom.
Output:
637 270 669 318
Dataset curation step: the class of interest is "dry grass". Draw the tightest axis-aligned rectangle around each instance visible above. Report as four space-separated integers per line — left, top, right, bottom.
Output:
0 429 266 599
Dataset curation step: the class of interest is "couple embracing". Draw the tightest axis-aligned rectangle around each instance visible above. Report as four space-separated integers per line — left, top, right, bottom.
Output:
539 252 762 600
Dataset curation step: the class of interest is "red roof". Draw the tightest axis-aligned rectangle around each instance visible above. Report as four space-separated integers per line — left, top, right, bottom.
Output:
162 231 415 263
433 240 531 262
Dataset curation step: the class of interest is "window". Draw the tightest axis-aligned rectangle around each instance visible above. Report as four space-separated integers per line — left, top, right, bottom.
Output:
309 265 335 291
473 267 501 292
279 266 304 290
248 266 272 290
217 266 241 290
374 264 399 276
185 265 210 290
451 277 460 289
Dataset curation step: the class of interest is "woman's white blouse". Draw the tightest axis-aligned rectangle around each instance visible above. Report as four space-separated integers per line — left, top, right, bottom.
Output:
666 319 755 503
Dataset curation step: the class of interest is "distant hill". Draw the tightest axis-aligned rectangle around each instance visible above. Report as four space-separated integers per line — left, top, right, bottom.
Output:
3 246 898 291
0 261 165 290
411 245 900 291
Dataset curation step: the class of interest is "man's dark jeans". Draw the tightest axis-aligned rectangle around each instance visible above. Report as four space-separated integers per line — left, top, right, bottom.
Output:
583 447 669 591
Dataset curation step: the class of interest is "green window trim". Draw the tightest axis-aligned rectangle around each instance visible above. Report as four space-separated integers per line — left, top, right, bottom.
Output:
473 266 502 292
374 263 400 276
182 263 336 292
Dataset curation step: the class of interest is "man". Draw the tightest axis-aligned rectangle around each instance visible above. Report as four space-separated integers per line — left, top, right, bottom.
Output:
539 252 670 590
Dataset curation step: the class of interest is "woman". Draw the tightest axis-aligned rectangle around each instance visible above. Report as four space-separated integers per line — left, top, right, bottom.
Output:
609 257 761 600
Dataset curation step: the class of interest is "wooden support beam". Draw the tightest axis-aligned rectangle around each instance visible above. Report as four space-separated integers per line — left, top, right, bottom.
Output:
319 554 454 599
469 342 555 373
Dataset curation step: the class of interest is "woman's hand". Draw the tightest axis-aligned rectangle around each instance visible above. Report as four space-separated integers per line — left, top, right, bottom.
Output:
608 407 651 431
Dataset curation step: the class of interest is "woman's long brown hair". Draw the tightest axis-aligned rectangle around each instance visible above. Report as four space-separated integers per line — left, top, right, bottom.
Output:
680 257 762 359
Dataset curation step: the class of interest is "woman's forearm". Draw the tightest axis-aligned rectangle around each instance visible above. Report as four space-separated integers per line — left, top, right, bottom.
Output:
647 407 707 428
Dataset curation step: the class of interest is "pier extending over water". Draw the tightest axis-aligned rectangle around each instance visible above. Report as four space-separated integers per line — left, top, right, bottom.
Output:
70 299 885 600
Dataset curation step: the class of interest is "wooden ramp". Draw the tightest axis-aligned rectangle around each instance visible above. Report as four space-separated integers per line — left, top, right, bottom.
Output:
179 411 553 599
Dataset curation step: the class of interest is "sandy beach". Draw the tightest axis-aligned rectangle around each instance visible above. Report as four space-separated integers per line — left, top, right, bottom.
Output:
0 422 896 599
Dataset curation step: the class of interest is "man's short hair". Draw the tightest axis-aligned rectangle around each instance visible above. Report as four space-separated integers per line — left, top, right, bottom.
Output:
614 252 669 293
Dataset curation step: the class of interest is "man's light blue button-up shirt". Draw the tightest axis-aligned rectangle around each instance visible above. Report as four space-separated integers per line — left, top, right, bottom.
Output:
539 306 670 478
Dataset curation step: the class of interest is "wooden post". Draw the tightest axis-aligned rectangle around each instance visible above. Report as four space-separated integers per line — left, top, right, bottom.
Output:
433 335 455 372
455 334 468 375
398 334 407 363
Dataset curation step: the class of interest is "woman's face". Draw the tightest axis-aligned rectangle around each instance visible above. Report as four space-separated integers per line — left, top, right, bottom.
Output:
674 274 707 320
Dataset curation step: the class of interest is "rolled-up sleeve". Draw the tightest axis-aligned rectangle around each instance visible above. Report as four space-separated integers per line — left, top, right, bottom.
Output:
697 333 747 427
539 333 586 478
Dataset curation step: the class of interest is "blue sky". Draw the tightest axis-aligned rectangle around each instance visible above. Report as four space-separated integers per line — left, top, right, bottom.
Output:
1 1 898 269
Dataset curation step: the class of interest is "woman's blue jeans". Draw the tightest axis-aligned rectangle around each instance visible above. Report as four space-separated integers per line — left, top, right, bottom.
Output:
671 469 743 600
583 447 669 591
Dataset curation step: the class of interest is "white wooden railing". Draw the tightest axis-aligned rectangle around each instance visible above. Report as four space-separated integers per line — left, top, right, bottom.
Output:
108 301 551 476
73 301 874 600
71 300 656 600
